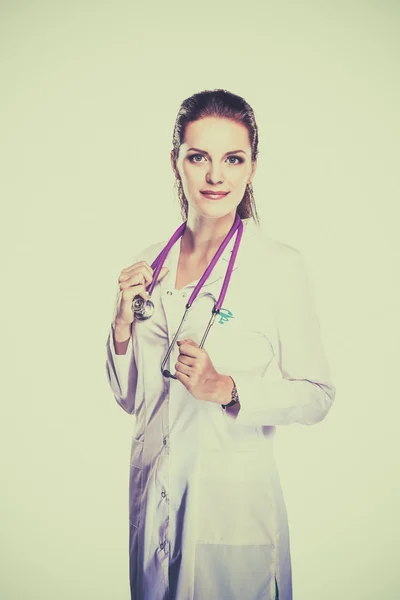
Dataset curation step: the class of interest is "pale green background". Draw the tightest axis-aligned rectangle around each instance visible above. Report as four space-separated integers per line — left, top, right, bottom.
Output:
1 1 399 598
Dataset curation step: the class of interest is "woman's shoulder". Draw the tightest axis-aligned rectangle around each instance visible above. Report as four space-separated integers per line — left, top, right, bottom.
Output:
245 220 303 267
131 238 168 266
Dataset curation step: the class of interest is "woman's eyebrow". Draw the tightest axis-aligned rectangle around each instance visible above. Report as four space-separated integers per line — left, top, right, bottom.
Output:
186 147 246 156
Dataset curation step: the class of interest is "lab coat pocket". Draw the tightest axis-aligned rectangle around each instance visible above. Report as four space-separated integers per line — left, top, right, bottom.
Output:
129 438 144 528
195 449 276 546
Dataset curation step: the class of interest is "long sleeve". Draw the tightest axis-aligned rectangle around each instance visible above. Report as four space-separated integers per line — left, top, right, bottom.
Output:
227 249 336 427
105 323 138 415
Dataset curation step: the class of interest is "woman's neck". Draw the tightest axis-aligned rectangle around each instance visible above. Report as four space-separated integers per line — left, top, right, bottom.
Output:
181 211 237 262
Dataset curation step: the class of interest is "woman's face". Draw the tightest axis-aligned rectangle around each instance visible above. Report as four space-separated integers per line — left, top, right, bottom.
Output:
172 116 257 219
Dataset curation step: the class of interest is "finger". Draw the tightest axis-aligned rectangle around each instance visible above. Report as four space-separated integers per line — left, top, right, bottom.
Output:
119 262 154 285
177 341 199 358
121 283 149 304
177 355 195 368
119 271 150 289
119 271 147 290
177 339 198 349
175 361 192 375
174 370 191 387
120 263 169 287
118 262 153 281
121 260 151 274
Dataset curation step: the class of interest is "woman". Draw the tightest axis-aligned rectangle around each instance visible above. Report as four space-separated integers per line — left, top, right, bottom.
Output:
105 89 336 600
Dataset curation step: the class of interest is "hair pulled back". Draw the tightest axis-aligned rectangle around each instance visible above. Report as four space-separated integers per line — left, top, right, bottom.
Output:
171 89 260 225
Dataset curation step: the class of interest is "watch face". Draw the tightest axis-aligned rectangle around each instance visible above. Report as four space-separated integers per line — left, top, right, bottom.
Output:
231 385 239 403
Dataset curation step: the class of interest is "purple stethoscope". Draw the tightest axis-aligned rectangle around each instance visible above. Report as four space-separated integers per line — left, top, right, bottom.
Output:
131 212 244 379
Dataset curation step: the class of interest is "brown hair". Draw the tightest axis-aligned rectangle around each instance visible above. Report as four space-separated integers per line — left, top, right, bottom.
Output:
171 89 261 225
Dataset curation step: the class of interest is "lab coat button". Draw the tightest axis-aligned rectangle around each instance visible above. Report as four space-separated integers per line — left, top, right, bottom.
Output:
161 491 166 498
160 541 165 550
182 292 187 298
163 437 167 446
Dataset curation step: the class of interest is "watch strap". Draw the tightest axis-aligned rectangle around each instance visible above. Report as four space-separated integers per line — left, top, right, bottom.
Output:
221 378 239 409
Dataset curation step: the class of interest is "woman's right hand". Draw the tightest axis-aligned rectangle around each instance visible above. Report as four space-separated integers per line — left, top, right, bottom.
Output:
113 261 170 327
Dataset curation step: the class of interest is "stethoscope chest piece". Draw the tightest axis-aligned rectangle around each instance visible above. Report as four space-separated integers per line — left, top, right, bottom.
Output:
132 295 155 320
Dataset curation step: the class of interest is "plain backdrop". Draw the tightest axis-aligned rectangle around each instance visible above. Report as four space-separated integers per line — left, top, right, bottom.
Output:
1 1 399 598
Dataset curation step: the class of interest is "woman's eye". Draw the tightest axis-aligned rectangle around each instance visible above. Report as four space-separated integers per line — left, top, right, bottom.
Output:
188 154 243 164
227 156 243 165
189 154 204 163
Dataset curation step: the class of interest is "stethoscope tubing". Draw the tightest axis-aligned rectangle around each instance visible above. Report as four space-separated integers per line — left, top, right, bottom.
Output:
132 212 244 378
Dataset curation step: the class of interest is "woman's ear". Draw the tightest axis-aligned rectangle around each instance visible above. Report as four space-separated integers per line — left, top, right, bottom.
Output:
248 160 258 185
170 150 179 180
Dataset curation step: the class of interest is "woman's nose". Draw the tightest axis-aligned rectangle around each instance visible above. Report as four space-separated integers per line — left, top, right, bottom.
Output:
206 165 224 185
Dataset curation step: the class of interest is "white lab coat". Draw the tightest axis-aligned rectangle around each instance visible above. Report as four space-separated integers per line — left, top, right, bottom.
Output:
105 217 336 600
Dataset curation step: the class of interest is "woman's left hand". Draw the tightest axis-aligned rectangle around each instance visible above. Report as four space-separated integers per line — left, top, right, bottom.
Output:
174 339 223 403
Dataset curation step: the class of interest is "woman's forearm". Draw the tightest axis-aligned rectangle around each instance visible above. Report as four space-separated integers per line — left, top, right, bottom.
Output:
112 320 132 355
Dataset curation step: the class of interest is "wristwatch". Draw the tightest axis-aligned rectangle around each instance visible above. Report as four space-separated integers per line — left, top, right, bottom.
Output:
221 378 239 409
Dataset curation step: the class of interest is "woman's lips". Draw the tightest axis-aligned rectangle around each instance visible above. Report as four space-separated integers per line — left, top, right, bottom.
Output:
201 192 229 200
